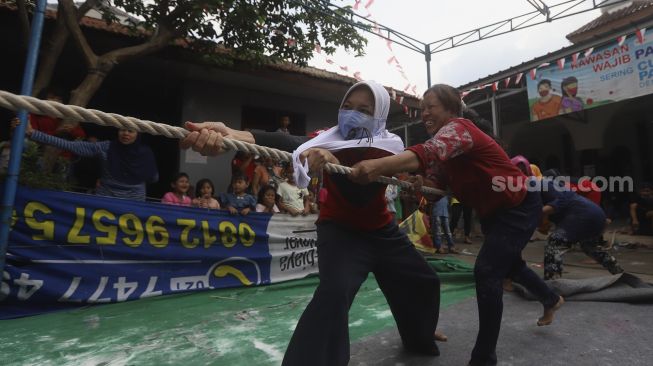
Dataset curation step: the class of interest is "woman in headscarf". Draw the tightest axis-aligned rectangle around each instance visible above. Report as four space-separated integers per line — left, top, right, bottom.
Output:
348 83 563 366
180 80 443 366
24 122 158 201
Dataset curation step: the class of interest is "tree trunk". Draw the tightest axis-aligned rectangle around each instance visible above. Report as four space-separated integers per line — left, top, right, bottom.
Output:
33 0 100 97
68 60 114 107
33 20 70 97
16 0 31 52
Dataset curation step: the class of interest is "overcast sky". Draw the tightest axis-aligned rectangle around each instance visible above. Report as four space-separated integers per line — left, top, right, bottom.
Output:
309 0 611 95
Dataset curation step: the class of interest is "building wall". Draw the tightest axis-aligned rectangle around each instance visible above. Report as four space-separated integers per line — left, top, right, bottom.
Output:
502 93 653 185
179 78 339 193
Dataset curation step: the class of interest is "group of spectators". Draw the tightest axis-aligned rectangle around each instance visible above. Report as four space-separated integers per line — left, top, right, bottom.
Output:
160 155 320 216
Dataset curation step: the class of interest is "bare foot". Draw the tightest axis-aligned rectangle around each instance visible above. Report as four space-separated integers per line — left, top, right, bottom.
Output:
434 331 448 342
537 296 564 326
502 278 514 292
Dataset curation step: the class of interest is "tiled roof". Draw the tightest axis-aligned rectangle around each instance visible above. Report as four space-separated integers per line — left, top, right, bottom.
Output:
566 0 653 42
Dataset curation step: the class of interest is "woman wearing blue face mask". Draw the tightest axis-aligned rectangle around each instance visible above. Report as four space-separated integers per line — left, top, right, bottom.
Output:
181 81 443 366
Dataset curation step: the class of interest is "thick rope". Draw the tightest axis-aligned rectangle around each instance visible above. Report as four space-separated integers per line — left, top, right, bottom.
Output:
0 90 446 196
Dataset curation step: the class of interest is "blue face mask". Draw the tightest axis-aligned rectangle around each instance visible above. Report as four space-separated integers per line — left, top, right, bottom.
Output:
338 109 377 140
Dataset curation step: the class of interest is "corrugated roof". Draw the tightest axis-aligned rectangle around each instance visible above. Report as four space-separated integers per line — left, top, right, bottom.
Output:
566 0 653 41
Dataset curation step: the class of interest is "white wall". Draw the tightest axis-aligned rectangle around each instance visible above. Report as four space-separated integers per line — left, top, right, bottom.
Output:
178 79 339 193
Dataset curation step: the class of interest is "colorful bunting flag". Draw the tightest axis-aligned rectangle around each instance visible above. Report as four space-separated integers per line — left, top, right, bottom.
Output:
572 52 580 65
557 57 565 70
529 68 537 80
636 28 647 44
515 72 523 85
492 81 499 92
617 35 626 46
584 47 594 58
504 76 511 87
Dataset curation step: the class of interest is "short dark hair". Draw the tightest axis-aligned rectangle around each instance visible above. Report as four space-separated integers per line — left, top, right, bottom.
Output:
537 79 552 88
195 178 215 197
423 84 462 117
231 172 249 183
257 184 278 204
173 172 189 182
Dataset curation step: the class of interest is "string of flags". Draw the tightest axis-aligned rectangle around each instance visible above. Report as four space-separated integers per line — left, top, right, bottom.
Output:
349 0 420 116
460 26 647 99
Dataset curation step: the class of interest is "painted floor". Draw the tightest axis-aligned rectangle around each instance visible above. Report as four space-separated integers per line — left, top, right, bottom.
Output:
0 258 476 366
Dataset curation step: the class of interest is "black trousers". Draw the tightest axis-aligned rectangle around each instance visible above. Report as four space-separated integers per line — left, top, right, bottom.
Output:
282 221 441 366
470 191 559 366
450 202 473 236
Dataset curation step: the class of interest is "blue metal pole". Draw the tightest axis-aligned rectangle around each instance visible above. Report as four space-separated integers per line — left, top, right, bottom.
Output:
0 0 48 274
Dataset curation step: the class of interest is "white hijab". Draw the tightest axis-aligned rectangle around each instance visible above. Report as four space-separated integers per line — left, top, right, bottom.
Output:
292 80 405 188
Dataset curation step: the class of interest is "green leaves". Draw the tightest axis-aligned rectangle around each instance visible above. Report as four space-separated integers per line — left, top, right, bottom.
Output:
103 0 367 65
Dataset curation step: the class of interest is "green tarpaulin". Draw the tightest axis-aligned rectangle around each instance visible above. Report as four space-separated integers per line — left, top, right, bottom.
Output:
0 257 476 366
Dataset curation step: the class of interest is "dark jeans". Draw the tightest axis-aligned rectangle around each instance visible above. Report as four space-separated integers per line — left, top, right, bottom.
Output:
282 222 441 366
450 202 472 236
470 191 559 366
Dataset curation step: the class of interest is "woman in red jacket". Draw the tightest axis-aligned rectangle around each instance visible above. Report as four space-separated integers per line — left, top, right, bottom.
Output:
349 84 563 366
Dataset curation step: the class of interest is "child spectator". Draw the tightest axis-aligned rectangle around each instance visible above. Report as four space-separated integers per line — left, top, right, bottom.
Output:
431 195 457 254
256 184 280 213
162 172 192 206
277 163 310 216
192 178 221 209
221 173 256 215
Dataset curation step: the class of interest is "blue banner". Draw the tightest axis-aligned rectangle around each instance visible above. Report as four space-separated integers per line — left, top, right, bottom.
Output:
0 186 312 319
526 28 653 121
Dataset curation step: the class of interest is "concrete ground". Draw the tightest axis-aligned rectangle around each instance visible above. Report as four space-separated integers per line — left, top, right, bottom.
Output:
350 230 653 365
452 230 653 283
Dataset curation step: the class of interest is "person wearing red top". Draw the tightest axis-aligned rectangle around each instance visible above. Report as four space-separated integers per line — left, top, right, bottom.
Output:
24 89 87 161
349 84 563 366
179 81 444 365
570 178 601 206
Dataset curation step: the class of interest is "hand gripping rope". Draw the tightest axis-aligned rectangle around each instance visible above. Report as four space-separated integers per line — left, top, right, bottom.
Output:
0 89 446 196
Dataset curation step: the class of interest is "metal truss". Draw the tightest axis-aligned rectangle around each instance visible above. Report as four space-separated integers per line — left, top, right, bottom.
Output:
426 0 630 55
309 0 632 85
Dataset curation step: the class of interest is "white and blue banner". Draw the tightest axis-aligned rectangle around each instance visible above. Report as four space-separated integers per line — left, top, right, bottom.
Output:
0 186 318 319
526 28 653 121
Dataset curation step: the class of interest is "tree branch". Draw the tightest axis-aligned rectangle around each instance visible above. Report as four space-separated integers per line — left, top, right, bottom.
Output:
16 0 31 51
60 0 98 67
77 0 101 19
103 25 176 64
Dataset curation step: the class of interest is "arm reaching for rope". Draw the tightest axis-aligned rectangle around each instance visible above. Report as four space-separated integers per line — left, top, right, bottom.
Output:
180 121 254 156
180 121 310 155
349 150 421 184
